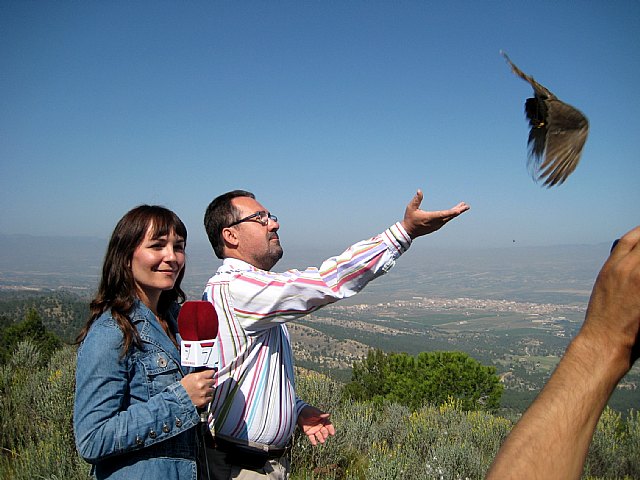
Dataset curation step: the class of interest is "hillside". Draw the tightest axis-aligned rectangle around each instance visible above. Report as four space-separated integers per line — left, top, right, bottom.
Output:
3 233 635 414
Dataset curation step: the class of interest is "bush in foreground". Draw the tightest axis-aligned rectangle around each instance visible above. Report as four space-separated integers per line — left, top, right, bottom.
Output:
0 342 90 480
2 346 639 479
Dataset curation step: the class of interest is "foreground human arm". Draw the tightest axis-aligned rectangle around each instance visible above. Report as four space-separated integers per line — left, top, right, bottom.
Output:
297 405 336 446
486 225 640 480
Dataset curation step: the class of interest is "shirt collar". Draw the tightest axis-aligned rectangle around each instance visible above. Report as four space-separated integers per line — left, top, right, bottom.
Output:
221 257 259 271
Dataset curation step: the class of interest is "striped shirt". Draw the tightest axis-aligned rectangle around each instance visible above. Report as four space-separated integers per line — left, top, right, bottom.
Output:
202 222 411 447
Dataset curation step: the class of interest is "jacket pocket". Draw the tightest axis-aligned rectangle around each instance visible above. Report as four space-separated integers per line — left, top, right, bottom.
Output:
139 351 182 396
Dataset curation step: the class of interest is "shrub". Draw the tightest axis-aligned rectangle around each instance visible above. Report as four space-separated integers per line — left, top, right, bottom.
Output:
584 407 640 479
345 349 503 413
0 309 62 366
0 342 89 480
292 375 511 479
2 348 640 479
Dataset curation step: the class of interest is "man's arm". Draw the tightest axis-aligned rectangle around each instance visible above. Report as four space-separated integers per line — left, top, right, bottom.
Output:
218 189 470 333
486 226 640 480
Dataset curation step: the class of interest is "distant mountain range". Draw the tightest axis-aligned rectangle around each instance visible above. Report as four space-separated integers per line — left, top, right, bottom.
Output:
4 232 635 413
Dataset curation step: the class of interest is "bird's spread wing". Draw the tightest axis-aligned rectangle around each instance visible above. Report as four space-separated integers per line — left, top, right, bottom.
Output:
532 99 589 187
501 51 554 100
501 51 589 187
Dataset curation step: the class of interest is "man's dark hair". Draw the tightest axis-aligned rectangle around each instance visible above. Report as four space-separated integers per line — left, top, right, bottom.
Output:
204 190 255 259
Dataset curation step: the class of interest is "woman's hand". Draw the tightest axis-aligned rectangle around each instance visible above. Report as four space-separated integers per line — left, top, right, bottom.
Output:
180 369 216 408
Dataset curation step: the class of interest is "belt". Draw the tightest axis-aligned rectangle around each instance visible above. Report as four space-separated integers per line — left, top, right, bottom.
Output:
214 435 289 458
211 434 290 461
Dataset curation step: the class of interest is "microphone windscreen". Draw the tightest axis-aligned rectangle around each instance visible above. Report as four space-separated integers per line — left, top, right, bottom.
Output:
178 301 218 341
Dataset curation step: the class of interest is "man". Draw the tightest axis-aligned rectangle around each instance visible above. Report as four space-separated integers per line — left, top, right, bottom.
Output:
487 226 640 479
202 188 470 479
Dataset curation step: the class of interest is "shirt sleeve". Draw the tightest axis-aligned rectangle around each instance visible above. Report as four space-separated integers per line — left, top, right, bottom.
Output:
227 222 411 333
295 397 309 418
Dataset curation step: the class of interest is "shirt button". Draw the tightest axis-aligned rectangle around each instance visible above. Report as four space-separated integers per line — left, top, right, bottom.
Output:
162 423 170 433
149 430 157 439
175 418 182 428
135 435 144 446
157 356 168 368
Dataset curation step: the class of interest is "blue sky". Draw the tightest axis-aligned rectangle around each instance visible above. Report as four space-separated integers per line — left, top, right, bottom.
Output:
1 1 638 251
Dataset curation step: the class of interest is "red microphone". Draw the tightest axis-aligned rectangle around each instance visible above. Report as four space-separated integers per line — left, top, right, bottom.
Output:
177 301 218 369
178 301 218 424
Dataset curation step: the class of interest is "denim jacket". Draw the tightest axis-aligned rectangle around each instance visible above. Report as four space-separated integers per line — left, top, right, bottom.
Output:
74 300 200 479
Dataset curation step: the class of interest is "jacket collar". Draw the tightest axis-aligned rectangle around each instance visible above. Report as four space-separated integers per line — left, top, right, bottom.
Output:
130 299 181 363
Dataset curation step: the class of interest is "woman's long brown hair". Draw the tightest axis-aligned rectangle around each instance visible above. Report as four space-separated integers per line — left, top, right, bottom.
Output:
76 205 187 354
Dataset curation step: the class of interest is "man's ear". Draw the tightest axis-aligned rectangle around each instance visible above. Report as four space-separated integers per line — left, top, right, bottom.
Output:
222 227 239 248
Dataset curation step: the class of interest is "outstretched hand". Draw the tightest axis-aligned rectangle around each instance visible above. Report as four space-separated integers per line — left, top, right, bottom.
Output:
400 189 470 239
297 405 336 446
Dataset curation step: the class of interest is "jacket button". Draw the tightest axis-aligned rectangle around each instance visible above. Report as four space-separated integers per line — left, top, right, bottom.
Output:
162 423 170 433
149 429 157 439
157 356 168 368
135 435 144 446
175 418 182 428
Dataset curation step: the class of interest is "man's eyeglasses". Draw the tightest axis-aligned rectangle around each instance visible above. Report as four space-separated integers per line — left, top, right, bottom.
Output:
227 211 278 227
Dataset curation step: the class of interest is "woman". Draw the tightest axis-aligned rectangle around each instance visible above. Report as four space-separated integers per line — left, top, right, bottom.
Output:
74 205 214 479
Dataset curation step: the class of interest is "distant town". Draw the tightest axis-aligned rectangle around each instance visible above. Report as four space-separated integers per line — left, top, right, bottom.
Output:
2 233 636 414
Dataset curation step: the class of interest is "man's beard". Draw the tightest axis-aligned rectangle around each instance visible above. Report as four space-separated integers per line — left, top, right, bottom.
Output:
265 246 283 270
263 236 283 271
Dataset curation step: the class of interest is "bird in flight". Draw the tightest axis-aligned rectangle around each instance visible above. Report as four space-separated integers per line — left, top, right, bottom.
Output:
501 51 589 187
